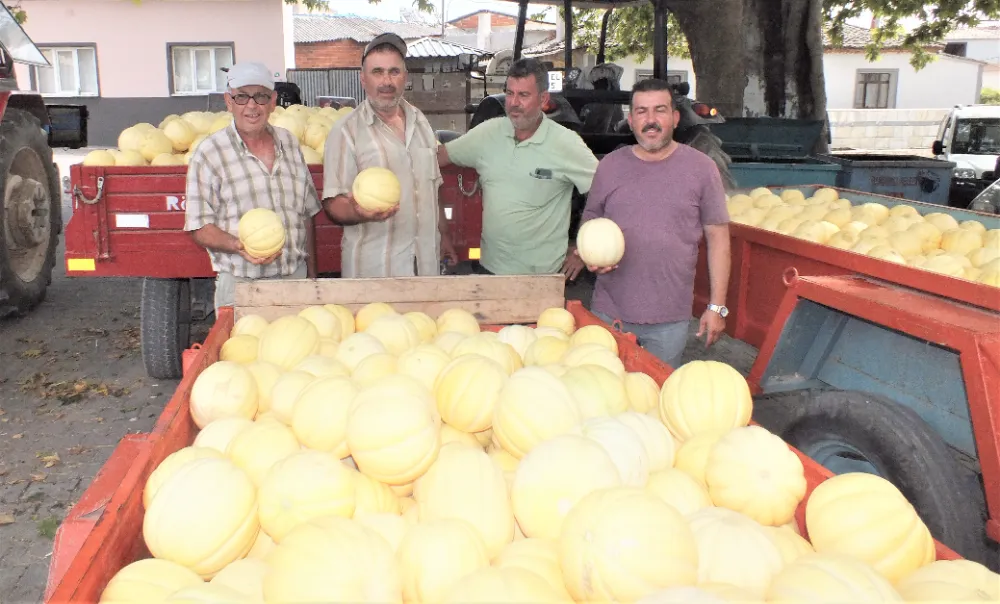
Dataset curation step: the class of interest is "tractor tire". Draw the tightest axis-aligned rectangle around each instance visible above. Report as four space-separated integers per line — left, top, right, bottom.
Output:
141 277 193 380
682 125 737 192
754 389 992 567
0 109 61 318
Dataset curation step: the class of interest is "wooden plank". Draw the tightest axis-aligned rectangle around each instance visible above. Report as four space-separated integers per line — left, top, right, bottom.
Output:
234 274 565 324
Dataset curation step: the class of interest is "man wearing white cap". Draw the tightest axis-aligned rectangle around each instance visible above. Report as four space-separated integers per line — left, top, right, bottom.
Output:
184 61 323 312
321 33 458 278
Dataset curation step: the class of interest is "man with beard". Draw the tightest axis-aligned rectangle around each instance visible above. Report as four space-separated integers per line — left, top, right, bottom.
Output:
438 58 598 279
578 78 731 368
321 33 458 278
184 62 322 312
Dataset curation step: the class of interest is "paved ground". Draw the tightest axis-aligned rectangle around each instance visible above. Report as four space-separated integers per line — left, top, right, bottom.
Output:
0 149 759 603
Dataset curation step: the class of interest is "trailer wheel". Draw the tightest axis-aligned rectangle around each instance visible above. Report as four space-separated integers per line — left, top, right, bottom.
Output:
680 125 737 192
141 277 193 380
0 109 61 318
754 389 990 565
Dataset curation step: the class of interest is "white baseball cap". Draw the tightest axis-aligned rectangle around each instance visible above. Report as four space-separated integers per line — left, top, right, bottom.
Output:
226 62 275 90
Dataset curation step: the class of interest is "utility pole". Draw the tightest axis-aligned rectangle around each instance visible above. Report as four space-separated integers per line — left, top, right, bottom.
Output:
440 0 445 36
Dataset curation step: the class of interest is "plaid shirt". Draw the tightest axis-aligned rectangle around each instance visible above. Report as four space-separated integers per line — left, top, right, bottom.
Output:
184 121 322 278
322 99 443 278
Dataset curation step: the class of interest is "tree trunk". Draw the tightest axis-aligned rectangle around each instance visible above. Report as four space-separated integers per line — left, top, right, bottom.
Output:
669 0 829 151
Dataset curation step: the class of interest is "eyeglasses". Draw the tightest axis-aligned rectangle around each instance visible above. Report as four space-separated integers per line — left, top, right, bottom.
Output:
229 92 273 106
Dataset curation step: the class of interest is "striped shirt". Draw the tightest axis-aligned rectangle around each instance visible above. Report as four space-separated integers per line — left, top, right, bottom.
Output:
322 99 442 278
184 121 322 278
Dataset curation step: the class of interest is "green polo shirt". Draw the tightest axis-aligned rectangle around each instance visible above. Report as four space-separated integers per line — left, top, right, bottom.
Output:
445 116 598 275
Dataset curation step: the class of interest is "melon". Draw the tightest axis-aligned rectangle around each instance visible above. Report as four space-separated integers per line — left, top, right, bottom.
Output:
142 457 259 578
257 315 320 370
346 375 440 485
143 446 225 509
434 354 508 433
536 307 576 336
767 552 902 602
298 306 342 340
352 471 402 515
577 217 626 267
334 332 387 371
268 370 315 425
353 513 408 552
493 539 573 600
510 433 621 540
451 334 521 375
705 425 806 526
397 519 491 603
257 450 356 542
924 212 960 233
561 364 629 419
413 442 514 557
616 410 675 472
397 344 453 392
364 313 421 355
208 558 268 601
623 371 659 413
99 558 204 603
674 430 728 486
941 227 983 255
686 506 785 597
492 367 582 459
765 524 815 565
262 516 401 603
559 487 699 601
895 559 1000 601
659 360 752 442
403 311 438 343
562 342 625 378
192 417 254 455
350 352 399 388
443 567 564 604
568 324 619 355
576 415 650 486
189 361 258 429
238 208 286 259
645 468 712 516
226 417 301 487
436 307 482 336
231 314 269 338
523 336 569 366
352 167 401 212
806 472 935 582
324 304 356 336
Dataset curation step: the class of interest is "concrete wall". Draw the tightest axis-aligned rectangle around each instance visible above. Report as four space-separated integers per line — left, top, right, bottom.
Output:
823 51 983 109
828 108 949 151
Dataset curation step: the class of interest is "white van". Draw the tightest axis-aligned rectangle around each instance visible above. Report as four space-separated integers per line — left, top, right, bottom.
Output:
933 104 1000 207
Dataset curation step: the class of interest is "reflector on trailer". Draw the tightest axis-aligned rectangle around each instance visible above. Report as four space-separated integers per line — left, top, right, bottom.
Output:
67 258 95 271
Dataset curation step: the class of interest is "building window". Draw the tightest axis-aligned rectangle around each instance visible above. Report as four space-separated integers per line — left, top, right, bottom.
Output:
169 44 234 95
944 42 968 57
854 70 897 109
635 69 688 84
30 46 99 97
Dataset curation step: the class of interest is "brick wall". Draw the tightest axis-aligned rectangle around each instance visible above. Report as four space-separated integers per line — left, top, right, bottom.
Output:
295 40 364 68
450 12 519 30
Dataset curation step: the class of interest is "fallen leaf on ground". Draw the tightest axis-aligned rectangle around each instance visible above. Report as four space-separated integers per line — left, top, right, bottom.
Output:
11 433 23 440
67 445 90 455
30 473 46 482
0 468 8 477
6 479 25 486
19 348 44 359
38 453 61 468
0 513 14 525
0 408 5 416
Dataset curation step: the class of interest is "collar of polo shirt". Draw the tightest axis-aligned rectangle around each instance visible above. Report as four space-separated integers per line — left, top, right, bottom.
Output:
228 120 285 157
505 113 552 146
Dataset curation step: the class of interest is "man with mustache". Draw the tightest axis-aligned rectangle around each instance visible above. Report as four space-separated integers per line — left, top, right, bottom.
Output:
184 62 323 312
321 33 458 277
579 77 731 368
438 58 598 279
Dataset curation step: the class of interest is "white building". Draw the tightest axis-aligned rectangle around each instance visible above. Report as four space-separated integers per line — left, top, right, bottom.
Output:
942 24 1000 96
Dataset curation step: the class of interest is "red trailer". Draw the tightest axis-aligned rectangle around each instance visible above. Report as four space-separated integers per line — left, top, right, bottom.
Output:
692 185 1000 565
65 163 484 379
43 291 963 603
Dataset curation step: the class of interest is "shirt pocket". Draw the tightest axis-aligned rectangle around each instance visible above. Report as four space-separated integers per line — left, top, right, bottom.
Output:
521 168 565 208
412 147 442 187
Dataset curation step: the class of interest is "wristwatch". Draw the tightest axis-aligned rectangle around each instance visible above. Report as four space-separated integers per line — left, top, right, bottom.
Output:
707 304 729 318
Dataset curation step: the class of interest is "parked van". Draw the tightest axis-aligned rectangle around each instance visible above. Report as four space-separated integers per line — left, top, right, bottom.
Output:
933 104 1000 207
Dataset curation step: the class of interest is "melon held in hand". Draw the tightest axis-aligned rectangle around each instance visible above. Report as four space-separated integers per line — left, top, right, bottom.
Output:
238 208 286 259
353 167 402 212
577 217 625 268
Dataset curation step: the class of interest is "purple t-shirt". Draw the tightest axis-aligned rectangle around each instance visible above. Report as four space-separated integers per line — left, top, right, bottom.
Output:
581 144 729 324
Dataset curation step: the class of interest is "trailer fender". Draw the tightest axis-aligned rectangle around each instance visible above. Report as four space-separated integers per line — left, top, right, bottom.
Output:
753 388 993 567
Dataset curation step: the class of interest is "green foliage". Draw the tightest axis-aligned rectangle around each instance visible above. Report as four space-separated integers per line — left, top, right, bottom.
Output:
3 1 27 24
572 5 690 62
369 0 436 12
824 0 1000 70
981 87 1000 105
530 10 549 22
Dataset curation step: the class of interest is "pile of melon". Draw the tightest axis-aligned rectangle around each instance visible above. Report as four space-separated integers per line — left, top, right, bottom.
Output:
727 187 1000 288
81 104 351 168
101 303 999 603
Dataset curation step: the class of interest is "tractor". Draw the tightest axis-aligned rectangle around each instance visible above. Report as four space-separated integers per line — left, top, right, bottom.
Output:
0 5 87 318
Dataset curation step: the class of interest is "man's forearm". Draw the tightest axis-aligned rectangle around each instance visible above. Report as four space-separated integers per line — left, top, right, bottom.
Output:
323 195 364 226
190 224 240 255
706 226 731 307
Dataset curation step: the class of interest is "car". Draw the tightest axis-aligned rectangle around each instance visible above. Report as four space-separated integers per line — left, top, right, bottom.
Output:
932 104 1000 207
